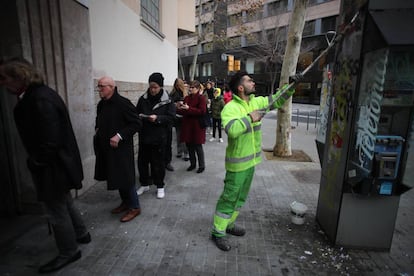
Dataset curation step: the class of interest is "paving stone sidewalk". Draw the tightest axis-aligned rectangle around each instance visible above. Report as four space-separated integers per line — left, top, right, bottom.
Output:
0 113 413 275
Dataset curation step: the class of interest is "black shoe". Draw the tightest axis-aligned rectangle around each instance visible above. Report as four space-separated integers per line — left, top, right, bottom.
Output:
166 163 174 171
187 165 195 171
76 232 91 244
38 251 81 274
212 235 231 251
226 225 246 236
196 167 205 173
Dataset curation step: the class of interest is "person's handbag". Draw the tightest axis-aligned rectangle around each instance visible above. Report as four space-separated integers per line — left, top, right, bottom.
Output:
198 113 209 129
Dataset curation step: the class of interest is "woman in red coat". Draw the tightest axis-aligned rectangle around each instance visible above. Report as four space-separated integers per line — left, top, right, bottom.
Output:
177 80 206 173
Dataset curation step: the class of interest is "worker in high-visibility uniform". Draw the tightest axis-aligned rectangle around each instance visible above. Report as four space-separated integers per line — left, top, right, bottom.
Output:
211 71 296 251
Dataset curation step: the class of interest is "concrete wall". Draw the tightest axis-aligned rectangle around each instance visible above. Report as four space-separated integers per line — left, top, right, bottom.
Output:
89 0 179 87
18 0 95 193
16 0 96 193
0 0 96 215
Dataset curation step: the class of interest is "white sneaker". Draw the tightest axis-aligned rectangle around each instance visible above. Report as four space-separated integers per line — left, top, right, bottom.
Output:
209 137 216 142
219 138 224 143
157 188 165 199
137 186 150 195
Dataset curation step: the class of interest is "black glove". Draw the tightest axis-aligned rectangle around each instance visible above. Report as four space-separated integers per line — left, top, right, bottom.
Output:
289 73 304 83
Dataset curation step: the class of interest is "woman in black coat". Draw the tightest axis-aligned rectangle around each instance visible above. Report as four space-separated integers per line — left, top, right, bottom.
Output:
94 76 142 222
0 58 89 273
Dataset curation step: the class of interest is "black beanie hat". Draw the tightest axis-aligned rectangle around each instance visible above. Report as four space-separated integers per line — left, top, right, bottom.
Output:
148 72 164 87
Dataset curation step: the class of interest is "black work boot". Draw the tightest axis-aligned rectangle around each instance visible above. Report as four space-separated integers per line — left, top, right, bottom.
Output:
211 235 231 251
226 225 246 236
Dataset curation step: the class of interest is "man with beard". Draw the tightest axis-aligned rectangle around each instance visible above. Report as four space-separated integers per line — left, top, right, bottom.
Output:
211 71 296 251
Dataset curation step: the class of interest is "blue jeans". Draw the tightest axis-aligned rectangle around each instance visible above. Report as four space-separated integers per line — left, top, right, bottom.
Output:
119 186 140 209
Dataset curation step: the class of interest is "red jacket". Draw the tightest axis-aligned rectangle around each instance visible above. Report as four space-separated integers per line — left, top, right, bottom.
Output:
223 91 233 104
177 93 206 144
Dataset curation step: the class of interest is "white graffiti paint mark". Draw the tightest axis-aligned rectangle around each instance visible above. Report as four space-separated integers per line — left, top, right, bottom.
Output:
355 49 389 169
317 67 332 143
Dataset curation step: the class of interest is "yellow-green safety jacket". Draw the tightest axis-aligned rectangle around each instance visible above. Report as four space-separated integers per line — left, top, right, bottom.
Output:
221 86 295 172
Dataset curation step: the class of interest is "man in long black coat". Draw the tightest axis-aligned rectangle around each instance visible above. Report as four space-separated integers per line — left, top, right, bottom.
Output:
94 76 142 222
0 58 90 274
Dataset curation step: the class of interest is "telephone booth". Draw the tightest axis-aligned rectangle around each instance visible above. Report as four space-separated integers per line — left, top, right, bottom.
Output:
316 0 414 249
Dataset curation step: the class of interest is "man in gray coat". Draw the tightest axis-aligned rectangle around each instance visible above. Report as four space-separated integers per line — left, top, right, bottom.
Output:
94 76 142 222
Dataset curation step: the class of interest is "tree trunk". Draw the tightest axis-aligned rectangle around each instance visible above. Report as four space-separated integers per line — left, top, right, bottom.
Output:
273 0 307 157
190 45 199 81
178 55 185 80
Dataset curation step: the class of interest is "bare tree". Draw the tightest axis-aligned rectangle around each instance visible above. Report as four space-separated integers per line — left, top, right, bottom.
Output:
274 0 308 157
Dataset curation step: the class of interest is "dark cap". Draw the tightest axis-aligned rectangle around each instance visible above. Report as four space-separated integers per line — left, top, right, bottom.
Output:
148 72 164 87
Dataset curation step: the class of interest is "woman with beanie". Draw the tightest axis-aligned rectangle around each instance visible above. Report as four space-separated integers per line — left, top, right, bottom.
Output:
177 80 206 173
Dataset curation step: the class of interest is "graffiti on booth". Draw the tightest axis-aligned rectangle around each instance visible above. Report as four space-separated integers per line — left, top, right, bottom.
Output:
354 49 389 170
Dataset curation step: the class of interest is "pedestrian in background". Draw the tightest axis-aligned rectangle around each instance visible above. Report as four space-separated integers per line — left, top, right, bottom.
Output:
223 84 233 104
177 80 206 173
204 81 214 135
164 86 175 172
94 76 142 222
0 57 90 273
170 78 189 161
136 72 175 199
211 71 296 251
209 88 225 143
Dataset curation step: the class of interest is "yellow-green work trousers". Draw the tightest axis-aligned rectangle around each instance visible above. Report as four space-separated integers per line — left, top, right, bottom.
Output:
212 167 255 237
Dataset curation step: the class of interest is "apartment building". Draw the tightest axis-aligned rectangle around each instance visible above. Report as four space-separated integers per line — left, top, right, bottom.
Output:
178 0 340 104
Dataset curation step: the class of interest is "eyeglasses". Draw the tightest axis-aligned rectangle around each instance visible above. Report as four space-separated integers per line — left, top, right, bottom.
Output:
96 84 111 89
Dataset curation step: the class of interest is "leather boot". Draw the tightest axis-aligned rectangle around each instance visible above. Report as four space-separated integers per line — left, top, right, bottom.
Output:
120 208 141 222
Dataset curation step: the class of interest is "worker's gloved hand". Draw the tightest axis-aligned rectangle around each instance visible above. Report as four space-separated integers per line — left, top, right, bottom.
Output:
289 73 304 83
249 110 263 122
279 83 296 97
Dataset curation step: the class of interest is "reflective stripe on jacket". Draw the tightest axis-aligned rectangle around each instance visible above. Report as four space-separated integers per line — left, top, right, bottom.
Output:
221 86 294 172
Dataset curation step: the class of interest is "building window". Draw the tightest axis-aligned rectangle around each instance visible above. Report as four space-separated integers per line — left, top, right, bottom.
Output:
228 13 242 27
308 0 332 6
202 42 213 54
179 47 186 57
189 45 197 56
298 52 313 71
246 32 260 46
303 20 316 37
228 36 241 48
141 0 162 34
202 62 212 76
201 22 213 34
321 16 337 33
245 9 261 23
293 82 312 102
266 0 288 17
254 61 265 74
246 58 255 74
